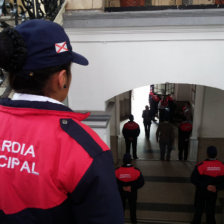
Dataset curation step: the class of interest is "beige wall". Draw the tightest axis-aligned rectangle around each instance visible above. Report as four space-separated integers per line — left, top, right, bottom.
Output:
66 0 104 10
105 0 120 7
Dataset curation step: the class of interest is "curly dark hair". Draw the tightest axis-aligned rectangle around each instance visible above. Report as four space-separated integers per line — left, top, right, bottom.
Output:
0 27 27 72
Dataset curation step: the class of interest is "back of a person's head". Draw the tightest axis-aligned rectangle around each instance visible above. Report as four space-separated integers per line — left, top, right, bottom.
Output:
0 20 88 96
145 105 149 110
207 146 217 159
129 114 134 121
123 153 132 164
0 26 69 95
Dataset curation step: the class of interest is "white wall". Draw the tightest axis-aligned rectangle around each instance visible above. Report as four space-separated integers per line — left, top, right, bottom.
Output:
67 26 224 111
200 86 224 138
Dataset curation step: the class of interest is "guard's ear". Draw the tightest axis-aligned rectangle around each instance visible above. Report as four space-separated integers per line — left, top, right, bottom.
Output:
57 69 67 89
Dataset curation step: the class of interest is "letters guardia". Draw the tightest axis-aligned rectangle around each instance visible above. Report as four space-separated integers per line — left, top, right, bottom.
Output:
0 140 39 175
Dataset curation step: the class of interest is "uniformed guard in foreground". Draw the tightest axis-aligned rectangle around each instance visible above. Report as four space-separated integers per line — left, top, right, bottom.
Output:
191 146 224 224
122 114 140 159
115 153 144 223
0 19 123 224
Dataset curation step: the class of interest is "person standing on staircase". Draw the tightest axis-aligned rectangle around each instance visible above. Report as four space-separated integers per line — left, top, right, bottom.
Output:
122 114 140 159
191 146 224 224
142 105 152 139
158 95 169 123
149 90 160 122
115 153 145 224
178 119 192 161
156 116 174 161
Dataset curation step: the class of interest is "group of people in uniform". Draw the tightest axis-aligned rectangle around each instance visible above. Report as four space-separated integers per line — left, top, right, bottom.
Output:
122 89 193 162
120 89 224 224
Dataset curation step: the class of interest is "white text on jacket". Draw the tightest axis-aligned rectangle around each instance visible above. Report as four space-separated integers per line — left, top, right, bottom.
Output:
0 140 39 175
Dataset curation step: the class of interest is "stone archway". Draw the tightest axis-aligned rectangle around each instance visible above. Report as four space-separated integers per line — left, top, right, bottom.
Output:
67 25 224 111
107 83 224 163
63 11 224 163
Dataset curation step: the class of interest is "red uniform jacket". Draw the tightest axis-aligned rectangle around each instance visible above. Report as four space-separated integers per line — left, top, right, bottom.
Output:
0 99 123 224
115 164 144 192
191 159 224 192
122 121 140 140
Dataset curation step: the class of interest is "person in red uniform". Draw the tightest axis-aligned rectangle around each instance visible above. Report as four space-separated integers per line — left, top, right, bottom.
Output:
166 94 175 122
158 96 169 123
178 120 192 161
156 116 174 161
149 91 160 122
115 153 144 224
182 102 192 121
0 20 123 224
122 115 140 159
191 146 224 224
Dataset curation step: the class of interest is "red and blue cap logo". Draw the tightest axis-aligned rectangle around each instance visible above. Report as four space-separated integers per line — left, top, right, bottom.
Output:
15 19 88 72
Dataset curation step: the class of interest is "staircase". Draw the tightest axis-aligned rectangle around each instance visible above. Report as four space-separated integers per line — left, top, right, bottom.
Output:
125 218 190 223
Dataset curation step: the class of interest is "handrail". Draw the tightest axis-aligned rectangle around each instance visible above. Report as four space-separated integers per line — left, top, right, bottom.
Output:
0 0 65 27
0 0 66 93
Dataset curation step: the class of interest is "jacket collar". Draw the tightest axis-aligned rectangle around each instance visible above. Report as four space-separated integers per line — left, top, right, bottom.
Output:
0 98 90 121
12 93 63 105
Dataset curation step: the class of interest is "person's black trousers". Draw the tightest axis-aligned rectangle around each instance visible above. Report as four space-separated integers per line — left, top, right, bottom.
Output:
159 141 172 161
143 122 151 139
159 109 165 122
120 191 137 223
125 138 138 158
192 190 217 224
178 139 189 160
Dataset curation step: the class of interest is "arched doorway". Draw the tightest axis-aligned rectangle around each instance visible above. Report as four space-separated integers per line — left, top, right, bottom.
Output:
114 83 224 223
114 83 224 163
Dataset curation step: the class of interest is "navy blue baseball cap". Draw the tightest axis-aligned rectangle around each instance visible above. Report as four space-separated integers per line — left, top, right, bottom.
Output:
15 19 88 71
123 153 132 164
207 146 217 158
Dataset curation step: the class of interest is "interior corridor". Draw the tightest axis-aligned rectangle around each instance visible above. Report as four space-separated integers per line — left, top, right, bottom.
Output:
118 86 223 224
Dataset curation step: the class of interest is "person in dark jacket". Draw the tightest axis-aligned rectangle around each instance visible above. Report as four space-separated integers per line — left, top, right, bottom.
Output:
156 117 174 161
166 94 175 122
158 96 169 123
178 120 192 161
149 91 160 122
182 102 192 121
122 114 140 159
115 153 144 224
142 105 152 139
191 146 224 224
0 19 123 224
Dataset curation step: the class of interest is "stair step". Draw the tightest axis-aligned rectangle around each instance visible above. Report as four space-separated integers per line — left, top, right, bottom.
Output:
125 218 190 224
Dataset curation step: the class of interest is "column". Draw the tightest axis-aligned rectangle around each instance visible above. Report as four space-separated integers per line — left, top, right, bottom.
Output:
189 85 205 161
